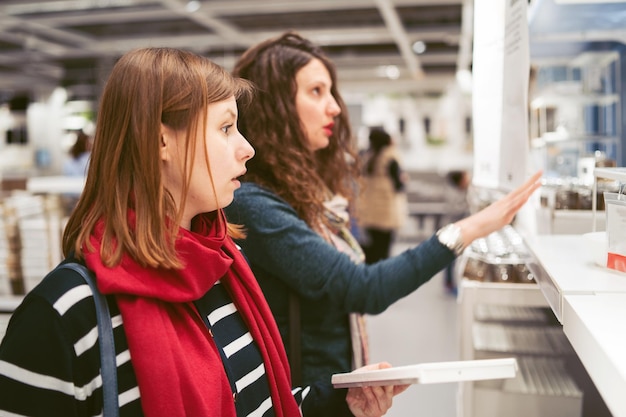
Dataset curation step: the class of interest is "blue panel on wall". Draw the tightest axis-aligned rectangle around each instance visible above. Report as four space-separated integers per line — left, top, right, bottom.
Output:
583 104 599 135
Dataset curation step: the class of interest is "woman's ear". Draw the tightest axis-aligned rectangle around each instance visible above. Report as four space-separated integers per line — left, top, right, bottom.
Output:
160 124 170 162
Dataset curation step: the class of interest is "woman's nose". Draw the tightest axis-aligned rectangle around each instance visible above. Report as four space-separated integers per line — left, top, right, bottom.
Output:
239 135 255 161
328 96 341 116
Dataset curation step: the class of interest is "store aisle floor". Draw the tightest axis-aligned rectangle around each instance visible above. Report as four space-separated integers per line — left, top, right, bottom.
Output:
366 236 461 417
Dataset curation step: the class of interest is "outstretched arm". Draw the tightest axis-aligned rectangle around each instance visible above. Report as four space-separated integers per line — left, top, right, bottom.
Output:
455 170 543 249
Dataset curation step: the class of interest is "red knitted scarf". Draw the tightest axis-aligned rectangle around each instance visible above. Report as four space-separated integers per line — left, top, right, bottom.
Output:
83 210 300 417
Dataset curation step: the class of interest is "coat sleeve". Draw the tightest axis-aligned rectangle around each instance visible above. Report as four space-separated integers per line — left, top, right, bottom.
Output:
295 383 353 417
225 183 456 315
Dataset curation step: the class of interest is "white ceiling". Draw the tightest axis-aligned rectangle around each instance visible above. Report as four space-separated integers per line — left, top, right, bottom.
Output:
0 0 473 103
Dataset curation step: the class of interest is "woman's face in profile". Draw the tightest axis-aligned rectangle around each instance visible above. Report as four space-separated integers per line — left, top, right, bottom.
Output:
160 96 254 228
294 58 341 151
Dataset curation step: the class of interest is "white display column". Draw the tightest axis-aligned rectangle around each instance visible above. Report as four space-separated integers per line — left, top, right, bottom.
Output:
472 0 531 191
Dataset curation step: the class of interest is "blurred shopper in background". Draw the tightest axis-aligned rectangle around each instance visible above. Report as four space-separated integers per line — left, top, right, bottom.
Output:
226 31 542 396
61 130 93 214
357 127 408 264
0 46 405 417
63 130 92 177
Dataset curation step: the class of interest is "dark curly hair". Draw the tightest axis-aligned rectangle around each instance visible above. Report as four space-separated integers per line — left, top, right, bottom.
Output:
233 31 359 228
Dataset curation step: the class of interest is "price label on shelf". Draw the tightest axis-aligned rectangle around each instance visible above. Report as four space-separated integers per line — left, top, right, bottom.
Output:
604 192 626 272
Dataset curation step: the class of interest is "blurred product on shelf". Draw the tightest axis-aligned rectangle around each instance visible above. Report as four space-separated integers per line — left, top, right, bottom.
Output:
530 51 622 182
462 259 535 284
460 226 536 284
0 193 64 295
541 178 619 211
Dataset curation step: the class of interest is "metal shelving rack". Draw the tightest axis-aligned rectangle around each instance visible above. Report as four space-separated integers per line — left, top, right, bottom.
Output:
530 51 622 178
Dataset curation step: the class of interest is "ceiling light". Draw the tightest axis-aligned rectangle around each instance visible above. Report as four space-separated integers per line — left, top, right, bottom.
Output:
412 41 427 54
185 1 201 13
377 65 400 80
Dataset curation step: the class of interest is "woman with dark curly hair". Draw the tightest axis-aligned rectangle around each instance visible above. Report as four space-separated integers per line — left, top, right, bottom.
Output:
225 31 541 393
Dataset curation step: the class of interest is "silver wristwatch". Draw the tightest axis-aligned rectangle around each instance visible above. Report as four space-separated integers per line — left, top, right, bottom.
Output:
436 223 465 256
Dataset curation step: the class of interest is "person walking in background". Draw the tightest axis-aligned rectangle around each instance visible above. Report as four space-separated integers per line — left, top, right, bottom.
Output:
62 130 92 177
357 127 408 264
0 47 406 417
61 130 93 213
226 30 542 396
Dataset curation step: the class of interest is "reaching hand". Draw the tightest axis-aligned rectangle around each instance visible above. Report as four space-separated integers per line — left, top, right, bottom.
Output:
345 362 410 417
455 170 543 247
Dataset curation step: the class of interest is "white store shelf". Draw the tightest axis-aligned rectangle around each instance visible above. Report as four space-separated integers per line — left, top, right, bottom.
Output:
0 296 23 312
524 234 626 322
563 294 626 417
473 323 573 356
522 232 626 417
26 176 85 195
458 279 551 417
474 304 551 323
473 356 583 417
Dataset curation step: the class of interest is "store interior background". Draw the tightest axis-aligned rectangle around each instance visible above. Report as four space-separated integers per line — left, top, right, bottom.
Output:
0 0 479 179
2 0 625 205
1 0 626 416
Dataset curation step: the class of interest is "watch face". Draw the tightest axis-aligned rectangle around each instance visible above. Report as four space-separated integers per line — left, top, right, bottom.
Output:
439 224 463 255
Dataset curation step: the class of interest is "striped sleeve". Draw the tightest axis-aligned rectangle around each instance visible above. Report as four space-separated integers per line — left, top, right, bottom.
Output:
0 266 143 417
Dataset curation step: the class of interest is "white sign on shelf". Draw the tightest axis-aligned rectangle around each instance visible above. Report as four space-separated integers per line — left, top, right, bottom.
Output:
472 0 530 191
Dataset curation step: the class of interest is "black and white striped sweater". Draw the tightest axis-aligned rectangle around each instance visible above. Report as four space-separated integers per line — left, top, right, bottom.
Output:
0 261 349 417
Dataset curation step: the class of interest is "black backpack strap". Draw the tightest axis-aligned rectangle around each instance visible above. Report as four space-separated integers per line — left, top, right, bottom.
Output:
59 262 119 417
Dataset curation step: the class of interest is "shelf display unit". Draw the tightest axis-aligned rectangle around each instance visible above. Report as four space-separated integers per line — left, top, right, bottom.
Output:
458 283 589 417
457 223 626 416
529 51 622 235
530 51 621 180
457 227 588 417
0 193 64 319
523 232 626 417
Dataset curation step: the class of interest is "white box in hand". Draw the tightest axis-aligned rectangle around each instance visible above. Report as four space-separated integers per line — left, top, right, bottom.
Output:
331 357 518 388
